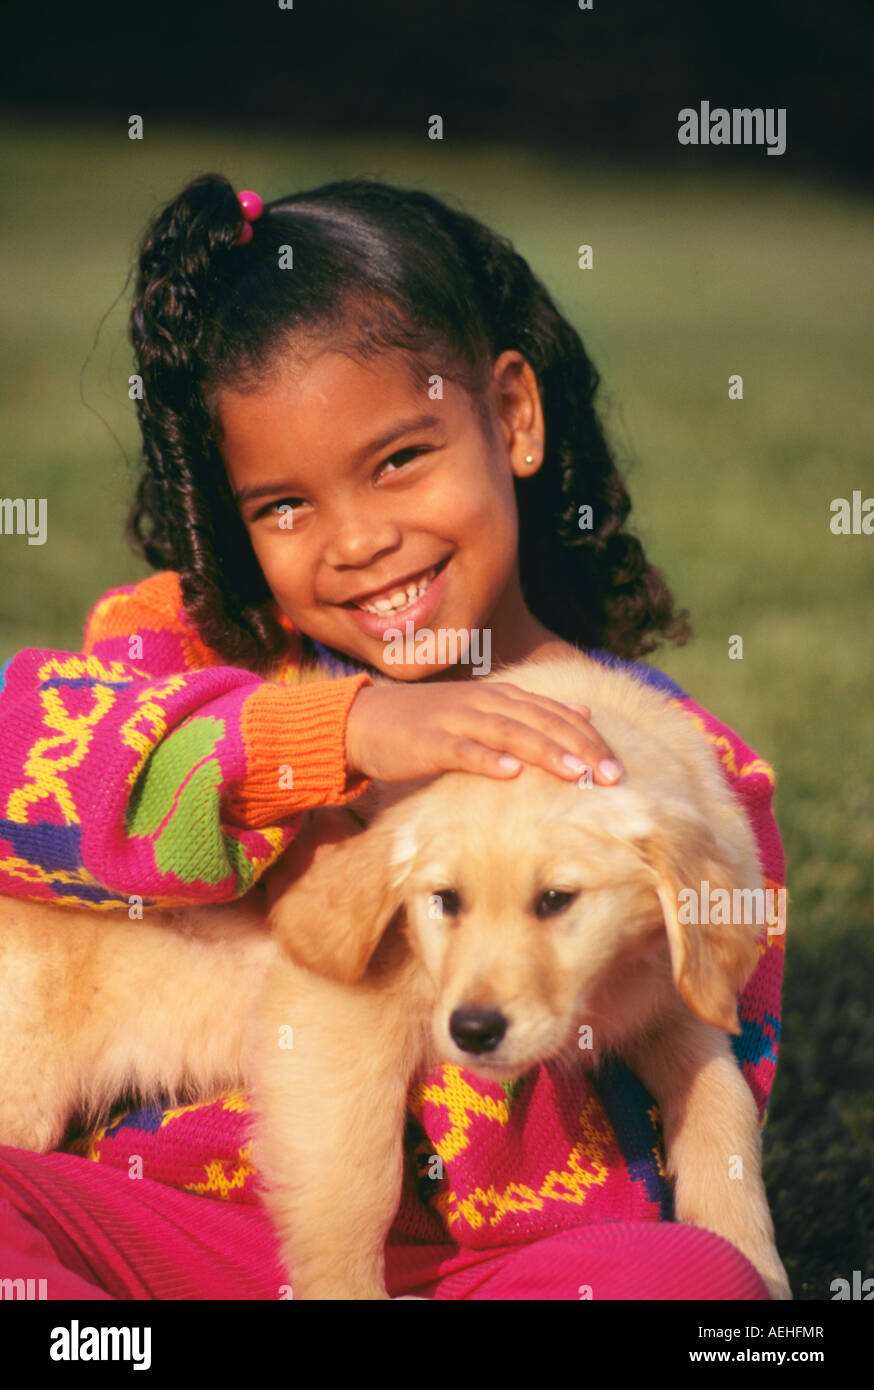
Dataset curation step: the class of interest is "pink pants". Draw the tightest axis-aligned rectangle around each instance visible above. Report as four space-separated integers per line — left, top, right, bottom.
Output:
0 1146 770 1300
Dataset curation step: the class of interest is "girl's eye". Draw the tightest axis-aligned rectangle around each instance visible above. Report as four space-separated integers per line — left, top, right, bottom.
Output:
377 445 432 478
256 498 306 521
253 446 433 521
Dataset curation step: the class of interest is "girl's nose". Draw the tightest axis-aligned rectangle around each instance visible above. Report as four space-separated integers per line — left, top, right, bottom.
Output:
321 510 404 569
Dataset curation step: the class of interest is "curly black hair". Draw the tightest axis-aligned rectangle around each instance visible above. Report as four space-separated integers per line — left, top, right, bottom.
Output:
127 172 691 676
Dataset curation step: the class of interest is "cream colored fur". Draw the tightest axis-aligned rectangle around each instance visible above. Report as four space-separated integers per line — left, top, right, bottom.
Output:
0 650 790 1300
0 891 274 1152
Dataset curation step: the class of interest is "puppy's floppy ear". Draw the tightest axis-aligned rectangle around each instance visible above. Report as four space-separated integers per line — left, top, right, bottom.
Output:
267 816 412 985
638 809 763 1034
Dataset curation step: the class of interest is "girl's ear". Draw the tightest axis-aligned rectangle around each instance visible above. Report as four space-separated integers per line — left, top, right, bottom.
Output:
267 817 410 985
638 814 763 1033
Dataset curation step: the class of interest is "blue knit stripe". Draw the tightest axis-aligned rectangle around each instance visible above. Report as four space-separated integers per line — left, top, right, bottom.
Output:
310 638 688 699
584 648 687 699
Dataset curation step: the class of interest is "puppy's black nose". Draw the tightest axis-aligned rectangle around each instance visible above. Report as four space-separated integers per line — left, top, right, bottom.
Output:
449 1007 507 1054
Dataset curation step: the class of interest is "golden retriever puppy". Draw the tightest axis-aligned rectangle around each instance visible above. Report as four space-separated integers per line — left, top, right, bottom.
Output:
252 651 791 1301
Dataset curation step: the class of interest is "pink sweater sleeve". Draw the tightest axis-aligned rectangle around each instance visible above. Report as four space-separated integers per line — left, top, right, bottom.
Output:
0 573 373 908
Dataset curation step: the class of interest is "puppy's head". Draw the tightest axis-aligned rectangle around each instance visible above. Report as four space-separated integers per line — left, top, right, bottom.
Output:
269 765 765 1076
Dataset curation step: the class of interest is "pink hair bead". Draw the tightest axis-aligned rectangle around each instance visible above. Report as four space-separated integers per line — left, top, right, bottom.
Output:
237 190 263 221
234 189 263 246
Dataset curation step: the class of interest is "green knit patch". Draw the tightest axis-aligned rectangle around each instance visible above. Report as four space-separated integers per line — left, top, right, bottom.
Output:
128 716 225 835
223 830 257 894
152 758 226 884
127 715 250 887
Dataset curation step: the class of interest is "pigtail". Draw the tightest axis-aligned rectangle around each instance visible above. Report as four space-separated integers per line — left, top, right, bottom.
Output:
127 173 287 672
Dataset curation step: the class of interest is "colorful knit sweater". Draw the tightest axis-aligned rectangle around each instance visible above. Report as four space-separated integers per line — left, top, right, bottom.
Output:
0 571 785 1250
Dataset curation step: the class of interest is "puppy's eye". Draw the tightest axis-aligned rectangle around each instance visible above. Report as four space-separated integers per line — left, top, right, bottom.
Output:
536 889 577 919
428 889 461 919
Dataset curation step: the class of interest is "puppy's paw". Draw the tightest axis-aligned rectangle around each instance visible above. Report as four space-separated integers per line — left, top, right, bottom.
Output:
760 1257 792 1302
737 1240 792 1301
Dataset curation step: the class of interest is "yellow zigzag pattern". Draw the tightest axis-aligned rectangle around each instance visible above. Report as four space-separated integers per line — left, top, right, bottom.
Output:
667 700 776 787
119 675 188 788
5 656 128 822
433 1094 612 1231
161 1090 252 1125
409 1064 509 1162
184 1146 256 1200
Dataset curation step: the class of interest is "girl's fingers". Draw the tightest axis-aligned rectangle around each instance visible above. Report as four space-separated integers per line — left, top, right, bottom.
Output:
486 684 593 724
463 708 623 785
467 686 623 782
441 735 526 779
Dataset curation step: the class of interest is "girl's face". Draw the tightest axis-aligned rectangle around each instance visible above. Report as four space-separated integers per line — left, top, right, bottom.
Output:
216 343 553 680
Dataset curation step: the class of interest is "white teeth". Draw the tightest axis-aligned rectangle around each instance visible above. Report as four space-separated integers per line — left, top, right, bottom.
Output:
354 565 437 616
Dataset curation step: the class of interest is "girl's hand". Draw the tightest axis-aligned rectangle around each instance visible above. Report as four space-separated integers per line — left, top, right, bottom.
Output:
344 682 624 786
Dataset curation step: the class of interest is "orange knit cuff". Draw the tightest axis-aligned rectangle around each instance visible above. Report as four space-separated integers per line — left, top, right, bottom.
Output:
225 672 374 827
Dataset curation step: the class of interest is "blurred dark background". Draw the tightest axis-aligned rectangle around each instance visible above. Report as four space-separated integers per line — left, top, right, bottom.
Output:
3 0 872 187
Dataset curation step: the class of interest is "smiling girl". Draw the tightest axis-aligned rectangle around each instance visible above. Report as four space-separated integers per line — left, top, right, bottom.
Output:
0 174 785 1300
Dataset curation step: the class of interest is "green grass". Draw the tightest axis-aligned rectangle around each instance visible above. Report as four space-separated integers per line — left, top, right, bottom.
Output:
1 114 872 1299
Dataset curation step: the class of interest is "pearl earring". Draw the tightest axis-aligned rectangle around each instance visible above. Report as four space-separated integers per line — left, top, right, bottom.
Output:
524 454 535 464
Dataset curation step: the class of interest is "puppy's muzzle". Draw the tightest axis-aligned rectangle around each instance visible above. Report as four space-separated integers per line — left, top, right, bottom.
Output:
449 1006 507 1054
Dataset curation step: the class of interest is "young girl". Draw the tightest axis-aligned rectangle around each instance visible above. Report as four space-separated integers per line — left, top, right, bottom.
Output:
0 174 786 1300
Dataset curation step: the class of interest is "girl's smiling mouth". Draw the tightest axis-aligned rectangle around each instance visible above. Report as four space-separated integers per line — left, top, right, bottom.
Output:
338 555 452 637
